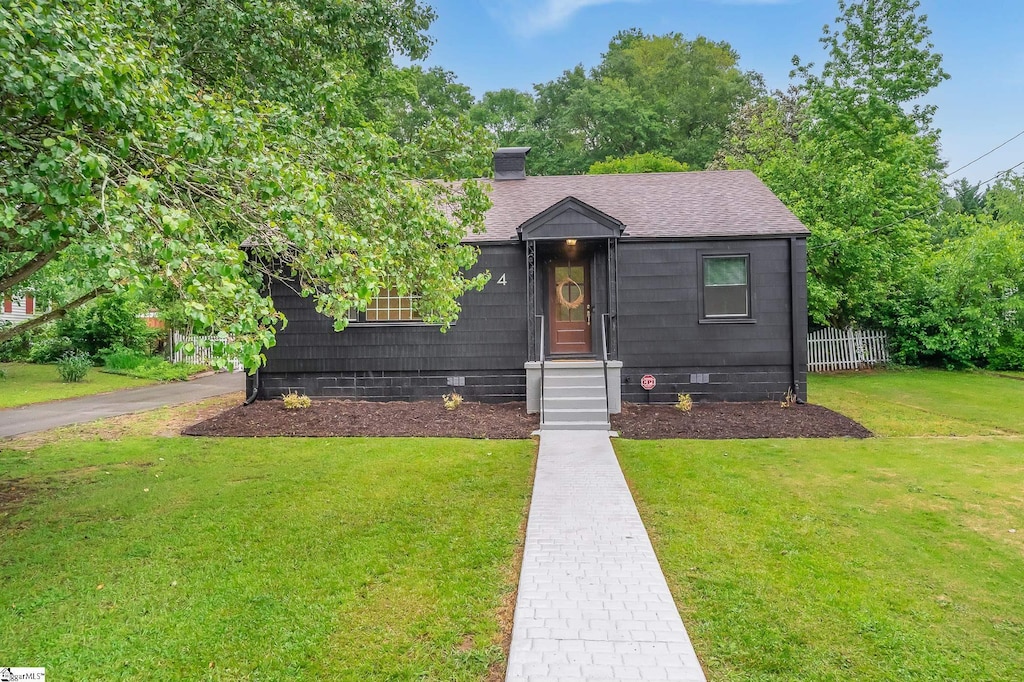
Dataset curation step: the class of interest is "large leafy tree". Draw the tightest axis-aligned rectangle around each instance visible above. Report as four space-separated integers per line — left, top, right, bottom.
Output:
0 0 492 367
716 0 948 326
482 30 756 175
469 88 537 149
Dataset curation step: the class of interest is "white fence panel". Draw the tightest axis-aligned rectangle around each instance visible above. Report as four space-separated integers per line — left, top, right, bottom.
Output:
808 327 889 372
170 331 244 372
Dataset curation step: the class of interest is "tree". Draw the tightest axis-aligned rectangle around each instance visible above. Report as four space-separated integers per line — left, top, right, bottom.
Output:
0 0 492 368
717 0 948 326
588 152 689 175
515 31 756 175
388 66 475 145
984 171 1024 225
469 89 537 149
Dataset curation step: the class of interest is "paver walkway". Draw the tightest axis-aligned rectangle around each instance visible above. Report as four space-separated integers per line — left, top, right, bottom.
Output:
506 430 707 682
0 371 244 438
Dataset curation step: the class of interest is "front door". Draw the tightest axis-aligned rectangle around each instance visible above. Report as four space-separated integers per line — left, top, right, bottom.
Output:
548 258 592 355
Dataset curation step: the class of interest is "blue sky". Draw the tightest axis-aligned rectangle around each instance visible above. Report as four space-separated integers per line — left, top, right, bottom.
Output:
418 0 1024 186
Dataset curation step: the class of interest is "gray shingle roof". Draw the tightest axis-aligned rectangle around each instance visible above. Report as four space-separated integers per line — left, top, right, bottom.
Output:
466 169 809 242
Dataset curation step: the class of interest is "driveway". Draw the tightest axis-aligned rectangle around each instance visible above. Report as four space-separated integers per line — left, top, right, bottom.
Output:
0 372 245 438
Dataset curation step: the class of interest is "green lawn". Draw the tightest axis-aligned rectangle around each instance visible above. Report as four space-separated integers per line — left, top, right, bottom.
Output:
0 436 535 680
617 370 1024 681
810 368 1024 436
0 362 157 409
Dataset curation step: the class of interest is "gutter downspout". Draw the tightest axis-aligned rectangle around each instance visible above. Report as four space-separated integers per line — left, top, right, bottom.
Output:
789 237 805 404
243 367 260 405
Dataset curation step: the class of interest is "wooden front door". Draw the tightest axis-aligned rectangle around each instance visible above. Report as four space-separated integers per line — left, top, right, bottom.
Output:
548 259 592 355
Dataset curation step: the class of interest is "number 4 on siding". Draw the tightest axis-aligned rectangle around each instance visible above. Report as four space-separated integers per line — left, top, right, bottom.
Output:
496 273 507 286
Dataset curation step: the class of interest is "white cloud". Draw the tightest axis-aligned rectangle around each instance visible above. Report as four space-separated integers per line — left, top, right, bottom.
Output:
488 0 795 37
488 0 644 37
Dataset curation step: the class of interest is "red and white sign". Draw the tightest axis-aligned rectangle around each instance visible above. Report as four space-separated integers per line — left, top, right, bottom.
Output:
641 374 656 391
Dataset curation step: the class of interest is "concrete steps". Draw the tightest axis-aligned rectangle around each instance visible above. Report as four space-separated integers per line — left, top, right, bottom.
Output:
541 361 610 431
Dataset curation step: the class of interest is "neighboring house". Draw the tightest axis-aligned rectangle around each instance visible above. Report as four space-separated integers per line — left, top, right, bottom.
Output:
1 295 38 325
251 148 809 425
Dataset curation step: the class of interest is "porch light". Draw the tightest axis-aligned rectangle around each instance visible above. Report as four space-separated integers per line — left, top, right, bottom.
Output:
565 239 577 246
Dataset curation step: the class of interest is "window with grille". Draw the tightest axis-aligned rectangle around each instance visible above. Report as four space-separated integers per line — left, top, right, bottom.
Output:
350 287 421 322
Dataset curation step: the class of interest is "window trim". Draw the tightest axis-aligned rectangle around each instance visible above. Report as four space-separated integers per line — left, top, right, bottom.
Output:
699 253 754 323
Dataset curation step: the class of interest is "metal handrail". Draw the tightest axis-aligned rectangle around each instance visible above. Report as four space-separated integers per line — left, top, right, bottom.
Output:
600 313 611 423
535 314 545 426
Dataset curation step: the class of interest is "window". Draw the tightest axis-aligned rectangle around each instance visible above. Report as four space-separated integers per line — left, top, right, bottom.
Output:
349 287 421 323
703 255 749 318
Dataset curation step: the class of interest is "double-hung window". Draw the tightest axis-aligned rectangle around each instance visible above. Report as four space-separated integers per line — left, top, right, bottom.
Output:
702 255 750 319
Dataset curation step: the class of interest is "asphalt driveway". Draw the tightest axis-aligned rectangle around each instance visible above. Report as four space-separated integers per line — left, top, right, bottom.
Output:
0 372 245 438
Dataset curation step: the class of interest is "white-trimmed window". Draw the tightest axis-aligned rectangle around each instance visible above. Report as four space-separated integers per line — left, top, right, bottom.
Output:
354 287 421 322
702 255 750 318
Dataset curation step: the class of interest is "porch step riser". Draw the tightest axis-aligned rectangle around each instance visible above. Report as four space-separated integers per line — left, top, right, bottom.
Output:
542 376 607 389
541 421 612 431
543 397 607 411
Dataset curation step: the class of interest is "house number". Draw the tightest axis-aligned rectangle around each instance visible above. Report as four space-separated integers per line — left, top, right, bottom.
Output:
497 273 507 286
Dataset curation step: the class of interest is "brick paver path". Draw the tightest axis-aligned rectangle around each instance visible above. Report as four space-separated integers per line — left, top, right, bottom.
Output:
506 430 707 682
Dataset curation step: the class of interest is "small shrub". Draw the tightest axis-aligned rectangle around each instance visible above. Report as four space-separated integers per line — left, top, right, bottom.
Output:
780 387 797 408
0 367 7 380
102 358 207 381
674 393 693 412
57 350 92 383
29 335 75 364
442 391 464 411
101 345 150 371
283 392 312 409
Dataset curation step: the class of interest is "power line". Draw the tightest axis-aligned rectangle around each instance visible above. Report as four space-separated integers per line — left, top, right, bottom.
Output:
809 158 1024 252
944 127 1024 180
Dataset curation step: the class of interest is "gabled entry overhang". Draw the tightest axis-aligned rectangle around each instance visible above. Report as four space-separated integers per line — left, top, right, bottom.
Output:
517 196 625 242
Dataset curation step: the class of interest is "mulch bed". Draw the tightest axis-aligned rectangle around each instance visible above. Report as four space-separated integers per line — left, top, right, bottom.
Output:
182 399 539 439
612 401 872 439
184 397 870 440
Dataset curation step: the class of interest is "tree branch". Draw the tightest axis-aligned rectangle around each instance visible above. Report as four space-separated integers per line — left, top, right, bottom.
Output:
0 287 109 343
0 240 70 294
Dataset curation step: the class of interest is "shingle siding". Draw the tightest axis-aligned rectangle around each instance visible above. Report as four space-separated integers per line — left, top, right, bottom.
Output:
615 239 802 402
256 244 530 400
256 236 807 404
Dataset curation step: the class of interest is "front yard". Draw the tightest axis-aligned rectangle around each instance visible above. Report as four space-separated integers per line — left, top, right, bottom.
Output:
0 362 157 409
0 433 535 680
617 370 1024 681
4 368 1023 680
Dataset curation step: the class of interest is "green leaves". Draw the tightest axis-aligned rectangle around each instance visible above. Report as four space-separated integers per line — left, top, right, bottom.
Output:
2 0 491 369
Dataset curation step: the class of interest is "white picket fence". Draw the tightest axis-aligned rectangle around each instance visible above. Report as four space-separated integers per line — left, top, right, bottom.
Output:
170 331 244 372
808 327 890 372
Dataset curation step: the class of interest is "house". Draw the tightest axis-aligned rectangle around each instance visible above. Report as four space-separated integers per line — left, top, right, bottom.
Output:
1 295 38 325
251 148 809 428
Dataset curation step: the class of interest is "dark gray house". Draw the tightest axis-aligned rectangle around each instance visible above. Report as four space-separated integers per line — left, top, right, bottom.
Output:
252 148 809 429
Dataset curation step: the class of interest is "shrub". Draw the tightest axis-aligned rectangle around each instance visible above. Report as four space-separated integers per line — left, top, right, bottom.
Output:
57 350 92 383
101 345 150 371
0 323 35 362
674 393 693 412
102 357 207 381
283 392 312 409
442 391 464 411
28 334 75 364
0 367 7 380
780 387 796 408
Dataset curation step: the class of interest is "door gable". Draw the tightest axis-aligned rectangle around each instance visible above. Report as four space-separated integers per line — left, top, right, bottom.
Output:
518 196 624 242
